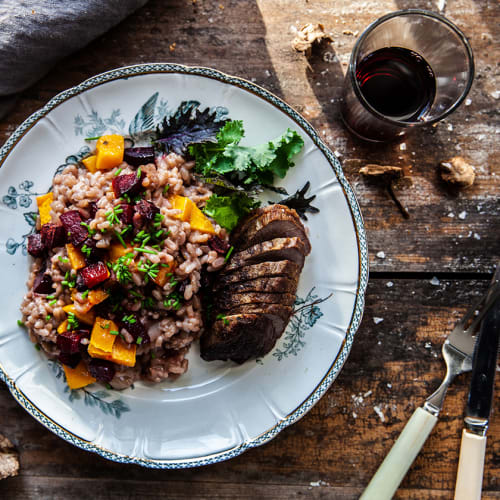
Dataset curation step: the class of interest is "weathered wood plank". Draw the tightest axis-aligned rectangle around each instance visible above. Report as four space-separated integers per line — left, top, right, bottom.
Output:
0 0 497 273
0 278 498 497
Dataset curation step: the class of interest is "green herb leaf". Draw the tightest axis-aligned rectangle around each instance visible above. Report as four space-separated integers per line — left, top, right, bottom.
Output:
203 192 259 231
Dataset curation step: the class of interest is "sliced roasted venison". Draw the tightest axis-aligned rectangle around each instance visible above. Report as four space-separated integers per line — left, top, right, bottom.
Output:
222 237 306 273
214 291 296 310
217 276 298 295
200 313 276 363
231 205 311 254
220 303 293 323
214 260 301 290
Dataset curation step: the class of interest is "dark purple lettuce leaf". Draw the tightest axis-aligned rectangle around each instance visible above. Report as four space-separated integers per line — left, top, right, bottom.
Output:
154 101 228 155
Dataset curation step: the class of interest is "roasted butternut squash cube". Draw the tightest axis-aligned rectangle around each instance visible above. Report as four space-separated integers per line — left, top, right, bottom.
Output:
87 343 112 360
62 304 95 325
110 337 136 367
66 243 86 270
169 194 193 222
190 203 216 234
57 320 69 334
152 260 176 287
90 317 119 353
82 155 98 173
64 360 96 389
95 134 124 170
36 192 53 226
109 243 134 261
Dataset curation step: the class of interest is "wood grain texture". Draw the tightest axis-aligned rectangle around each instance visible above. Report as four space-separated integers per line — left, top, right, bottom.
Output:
1 279 499 498
0 0 498 498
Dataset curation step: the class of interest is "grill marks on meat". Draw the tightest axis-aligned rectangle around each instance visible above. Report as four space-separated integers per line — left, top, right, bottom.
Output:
201 204 311 364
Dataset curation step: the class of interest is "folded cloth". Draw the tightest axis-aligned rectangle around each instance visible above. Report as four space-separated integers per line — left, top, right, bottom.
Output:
0 0 148 119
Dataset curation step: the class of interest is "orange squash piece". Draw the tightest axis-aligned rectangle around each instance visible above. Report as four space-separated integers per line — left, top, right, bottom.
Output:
95 134 124 170
90 317 119 353
66 243 86 270
62 304 95 325
169 194 193 222
76 289 110 314
190 203 215 234
153 260 176 287
36 192 53 225
110 337 136 367
82 155 98 173
64 361 96 389
57 320 69 334
88 336 136 367
109 243 134 261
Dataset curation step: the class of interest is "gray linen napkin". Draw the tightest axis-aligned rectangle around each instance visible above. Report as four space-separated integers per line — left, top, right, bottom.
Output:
0 0 148 119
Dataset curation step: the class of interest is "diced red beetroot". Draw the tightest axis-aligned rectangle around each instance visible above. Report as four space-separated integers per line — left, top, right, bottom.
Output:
134 200 159 221
40 223 66 249
112 173 143 198
120 314 150 345
81 238 103 263
124 146 155 167
88 359 115 383
27 233 45 257
57 331 83 354
88 202 98 218
80 261 110 289
118 203 134 225
75 274 88 292
208 235 230 254
58 352 81 369
60 210 88 247
33 273 53 294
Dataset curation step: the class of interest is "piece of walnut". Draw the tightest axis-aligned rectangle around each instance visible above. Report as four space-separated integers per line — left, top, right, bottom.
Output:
291 23 333 57
0 434 19 480
440 156 475 188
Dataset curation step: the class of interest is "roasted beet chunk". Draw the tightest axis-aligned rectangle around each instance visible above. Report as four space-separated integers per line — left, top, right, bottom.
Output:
120 313 150 345
33 272 53 294
124 146 155 167
112 173 143 198
81 238 103 263
58 352 81 369
134 200 159 221
208 235 230 254
75 273 88 292
80 261 110 288
40 223 66 249
88 201 98 218
60 210 88 247
117 203 134 225
88 359 115 383
57 331 83 354
27 233 45 257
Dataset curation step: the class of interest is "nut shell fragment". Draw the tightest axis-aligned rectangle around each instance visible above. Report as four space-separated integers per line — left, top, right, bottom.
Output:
292 23 333 56
440 156 475 188
0 434 19 480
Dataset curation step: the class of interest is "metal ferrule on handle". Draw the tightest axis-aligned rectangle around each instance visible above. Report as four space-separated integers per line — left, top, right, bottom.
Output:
360 407 438 500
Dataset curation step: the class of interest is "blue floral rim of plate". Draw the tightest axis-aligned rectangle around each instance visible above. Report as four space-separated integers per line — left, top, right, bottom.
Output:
0 63 369 469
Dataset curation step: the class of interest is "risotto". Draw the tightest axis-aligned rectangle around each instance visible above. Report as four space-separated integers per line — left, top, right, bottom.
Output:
21 135 228 390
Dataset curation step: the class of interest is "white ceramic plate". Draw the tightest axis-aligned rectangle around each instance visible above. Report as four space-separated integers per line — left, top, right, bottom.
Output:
0 64 368 468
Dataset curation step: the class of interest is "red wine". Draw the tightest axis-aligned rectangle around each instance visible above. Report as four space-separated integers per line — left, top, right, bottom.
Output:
356 47 436 121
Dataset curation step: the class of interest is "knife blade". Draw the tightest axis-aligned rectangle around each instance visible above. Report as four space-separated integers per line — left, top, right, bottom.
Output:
454 270 500 500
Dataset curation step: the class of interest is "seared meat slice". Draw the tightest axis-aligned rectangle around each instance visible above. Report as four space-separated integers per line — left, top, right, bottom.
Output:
200 313 275 363
231 204 303 244
218 276 298 295
214 260 301 291
223 303 293 323
215 291 296 310
222 237 307 273
231 205 311 254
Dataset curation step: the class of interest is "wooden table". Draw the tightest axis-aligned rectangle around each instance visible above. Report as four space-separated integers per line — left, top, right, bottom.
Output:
0 0 498 498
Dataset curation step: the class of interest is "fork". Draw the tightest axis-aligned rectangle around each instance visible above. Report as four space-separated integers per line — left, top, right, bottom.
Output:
361 273 500 500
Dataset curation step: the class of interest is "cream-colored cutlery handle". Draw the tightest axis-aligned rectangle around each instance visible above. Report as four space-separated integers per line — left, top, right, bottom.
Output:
360 407 438 500
454 429 486 500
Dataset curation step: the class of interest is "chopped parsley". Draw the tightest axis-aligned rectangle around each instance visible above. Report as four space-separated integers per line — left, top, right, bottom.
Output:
122 314 136 324
80 221 96 236
81 244 92 257
216 313 229 326
58 256 69 264
111 253 134 284
67 312 79 330
136 336 143 345
162 184 170 195
81 289 90 299
224 245 234 263
105 205 124 226
17 320 25 327
61 271 76 289
114 167 123 177
136 260 159 282
110 330 119 336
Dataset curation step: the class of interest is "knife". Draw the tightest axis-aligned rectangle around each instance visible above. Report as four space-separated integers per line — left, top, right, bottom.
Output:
454 290 500 500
